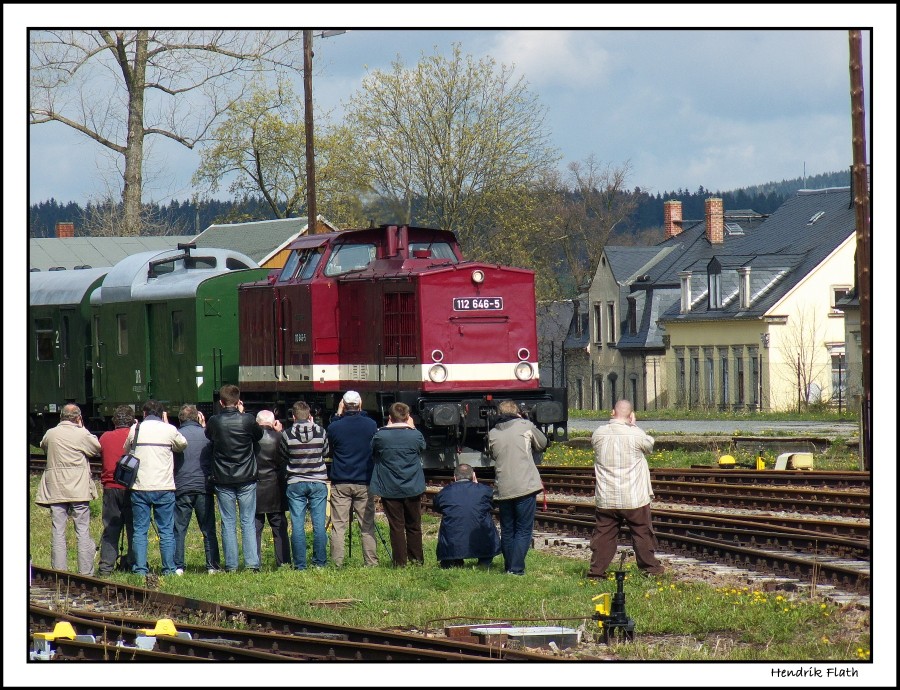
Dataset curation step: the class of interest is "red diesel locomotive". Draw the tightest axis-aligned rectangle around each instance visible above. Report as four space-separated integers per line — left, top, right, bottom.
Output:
238 224 567 467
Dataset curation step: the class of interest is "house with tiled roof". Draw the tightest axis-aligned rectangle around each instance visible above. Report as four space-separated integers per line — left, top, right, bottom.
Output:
190 215 339 268
577 188 856 412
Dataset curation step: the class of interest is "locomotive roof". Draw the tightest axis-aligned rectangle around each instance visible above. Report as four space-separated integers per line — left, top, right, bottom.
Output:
94 247 258 303
29 267 110 307
283 225 458 251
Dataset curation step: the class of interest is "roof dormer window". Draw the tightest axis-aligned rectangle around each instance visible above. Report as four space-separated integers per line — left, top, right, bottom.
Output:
707 258 722 310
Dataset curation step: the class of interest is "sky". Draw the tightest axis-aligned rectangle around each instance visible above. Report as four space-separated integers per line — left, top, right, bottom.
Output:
17 15 890 207
6 5 898 687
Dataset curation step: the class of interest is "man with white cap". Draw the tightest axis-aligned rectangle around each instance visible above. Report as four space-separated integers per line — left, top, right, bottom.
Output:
325 391 379 567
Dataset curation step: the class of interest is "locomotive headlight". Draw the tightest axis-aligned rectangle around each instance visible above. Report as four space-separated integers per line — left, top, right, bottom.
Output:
429 364 448 383
514 361 534 381
471 269 485 284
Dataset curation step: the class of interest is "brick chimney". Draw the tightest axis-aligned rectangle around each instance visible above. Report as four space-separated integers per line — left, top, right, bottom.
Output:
705 198 724 244
663 200 683 239
56 221 75 238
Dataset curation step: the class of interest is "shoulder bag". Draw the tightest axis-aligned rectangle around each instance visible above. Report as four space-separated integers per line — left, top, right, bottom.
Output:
114 423 141 489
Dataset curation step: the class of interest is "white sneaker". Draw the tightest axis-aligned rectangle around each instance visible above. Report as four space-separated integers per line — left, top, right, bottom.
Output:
208 568 221 574
175 568 184 576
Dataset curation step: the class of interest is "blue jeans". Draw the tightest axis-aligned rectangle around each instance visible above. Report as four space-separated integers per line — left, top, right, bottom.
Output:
497 493 537 575
286 481 328 569
131 490 176 575
174 492 221 571
215 483 259 571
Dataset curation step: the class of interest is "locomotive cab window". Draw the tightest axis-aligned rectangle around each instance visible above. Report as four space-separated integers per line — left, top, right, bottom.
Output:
324 243 377 277
279 248 325 281
35 317 55 361
408 242 458 263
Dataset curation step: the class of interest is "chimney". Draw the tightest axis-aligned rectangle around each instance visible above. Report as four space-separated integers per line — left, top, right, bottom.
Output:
705 198 724 244
663 200 683 239
56 221 75 238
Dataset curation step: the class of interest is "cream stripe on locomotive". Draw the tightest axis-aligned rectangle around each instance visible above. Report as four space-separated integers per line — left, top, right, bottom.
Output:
239 361 540 384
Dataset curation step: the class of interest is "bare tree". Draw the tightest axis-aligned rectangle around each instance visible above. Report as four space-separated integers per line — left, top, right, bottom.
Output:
777 307 830 411
30 30 304 235
535 155 638 297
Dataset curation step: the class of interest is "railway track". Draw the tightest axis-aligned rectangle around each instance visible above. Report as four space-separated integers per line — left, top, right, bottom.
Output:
28 566 563 662
421 491 871 595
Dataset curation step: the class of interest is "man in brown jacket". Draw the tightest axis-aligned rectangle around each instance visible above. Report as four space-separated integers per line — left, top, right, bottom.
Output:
35 404 101 575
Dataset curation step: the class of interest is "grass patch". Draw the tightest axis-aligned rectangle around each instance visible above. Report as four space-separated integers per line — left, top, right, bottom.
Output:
28 477 869 661
544 439 860 471
567 407 858 423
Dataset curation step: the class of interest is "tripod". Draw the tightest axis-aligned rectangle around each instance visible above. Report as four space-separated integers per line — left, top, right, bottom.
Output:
346 507 392 562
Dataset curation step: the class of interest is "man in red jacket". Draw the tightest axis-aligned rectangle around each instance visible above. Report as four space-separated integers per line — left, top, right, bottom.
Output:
98 405 136 576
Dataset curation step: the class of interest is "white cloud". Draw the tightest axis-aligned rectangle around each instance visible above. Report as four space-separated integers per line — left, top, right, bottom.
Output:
489 30 612 88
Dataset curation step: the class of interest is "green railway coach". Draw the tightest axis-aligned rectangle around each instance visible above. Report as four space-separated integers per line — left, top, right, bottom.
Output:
90 246 266 421
29 267 110 443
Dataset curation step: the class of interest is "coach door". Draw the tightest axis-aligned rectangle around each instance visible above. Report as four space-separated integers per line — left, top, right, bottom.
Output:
58 309 79 400
145 303 171 401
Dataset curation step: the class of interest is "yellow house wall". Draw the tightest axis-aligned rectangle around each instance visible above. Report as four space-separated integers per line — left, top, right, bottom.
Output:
765 235 855 410
663 233 855 411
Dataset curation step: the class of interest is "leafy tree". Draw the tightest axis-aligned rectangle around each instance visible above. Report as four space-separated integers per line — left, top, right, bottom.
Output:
30 29 304 235
193 79 370 228
344 43 560 255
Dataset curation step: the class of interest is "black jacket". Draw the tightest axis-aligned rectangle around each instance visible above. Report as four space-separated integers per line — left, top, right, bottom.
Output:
255 427 287 513
205 407 263 486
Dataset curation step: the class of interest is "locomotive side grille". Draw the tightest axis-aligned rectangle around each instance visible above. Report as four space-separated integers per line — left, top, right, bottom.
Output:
383 292 416 358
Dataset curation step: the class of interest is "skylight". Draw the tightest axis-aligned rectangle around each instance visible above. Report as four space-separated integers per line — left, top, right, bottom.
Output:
806 211 825 225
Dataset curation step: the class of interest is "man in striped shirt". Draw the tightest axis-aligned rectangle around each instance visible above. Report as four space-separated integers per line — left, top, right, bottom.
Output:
587 399 665 578
279 401 330 569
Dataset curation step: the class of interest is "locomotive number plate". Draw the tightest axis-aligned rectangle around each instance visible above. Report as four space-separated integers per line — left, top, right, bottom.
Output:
453 297 503 311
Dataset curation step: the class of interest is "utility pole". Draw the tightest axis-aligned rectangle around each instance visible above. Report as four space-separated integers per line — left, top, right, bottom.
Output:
848 30 871 471
303 30 317 234
303 30 346 235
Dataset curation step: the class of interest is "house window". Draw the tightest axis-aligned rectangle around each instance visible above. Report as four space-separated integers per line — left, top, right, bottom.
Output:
832 353 847 404
720 350 729 408
606 302 616 344
704 348 715 406
708 258 723 310
171 310 185 354
627 297 637 335
593 303 603 345
575 377 584 409
749 347 760 408
594 376 603 411
690 349 700 408
831 285 851 313
35 317 55 361
675 348 685 405
709 273 722 309
734 347 745 405
630 374 639 409
117 314 128 356
608 373 618 403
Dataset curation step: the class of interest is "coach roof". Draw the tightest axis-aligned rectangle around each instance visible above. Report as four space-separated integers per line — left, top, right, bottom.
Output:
94 247 258 304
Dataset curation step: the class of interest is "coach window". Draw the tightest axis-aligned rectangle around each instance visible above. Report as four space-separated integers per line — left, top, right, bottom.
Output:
60 315 71 360
117 314 128 356
171 310 185 354
35 318 55 361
